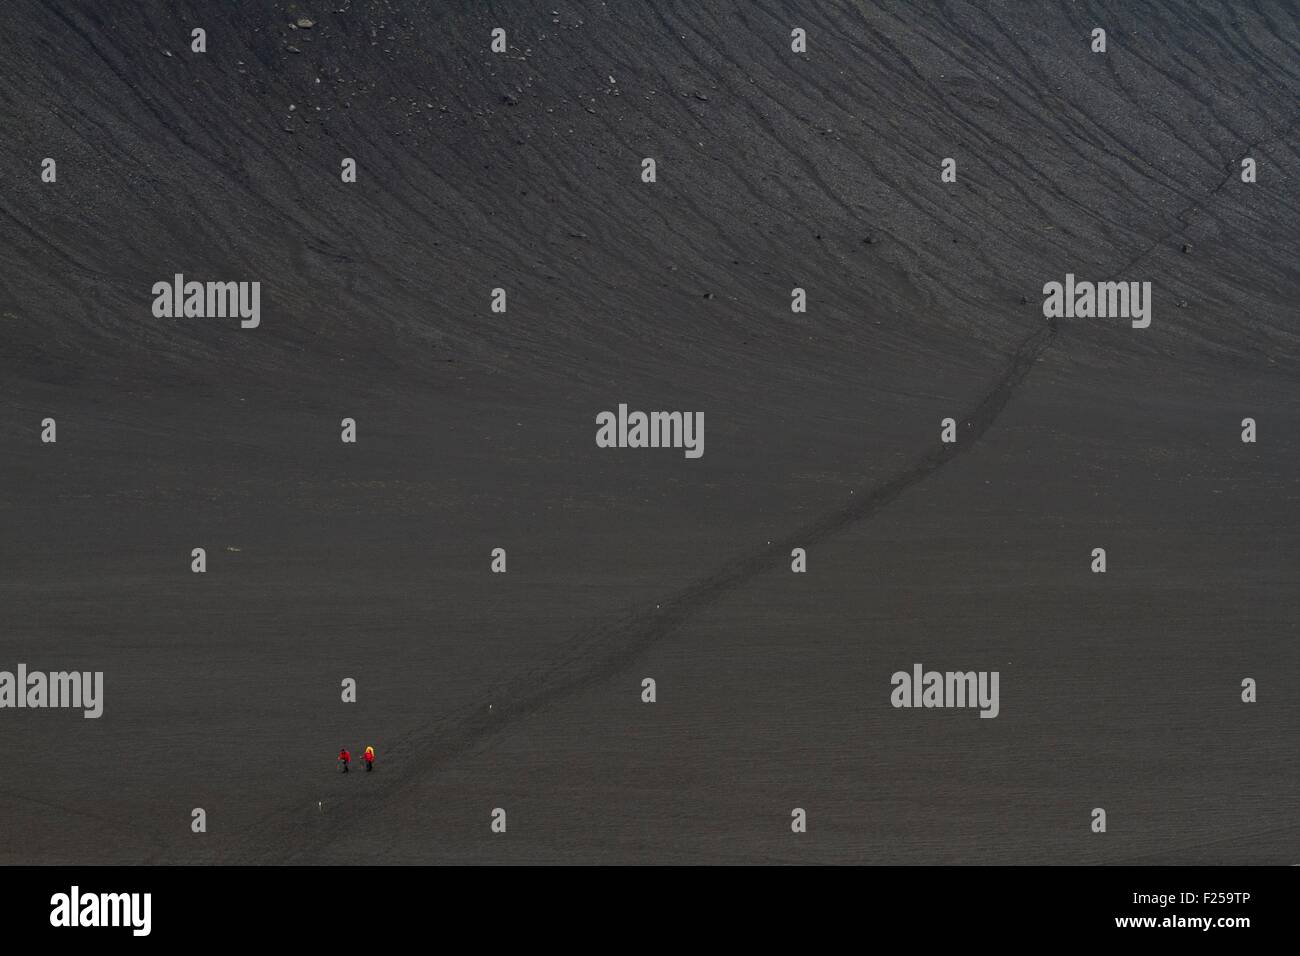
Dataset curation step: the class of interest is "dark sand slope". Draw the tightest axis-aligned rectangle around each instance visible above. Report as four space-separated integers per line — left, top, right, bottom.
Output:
0 1 1296 863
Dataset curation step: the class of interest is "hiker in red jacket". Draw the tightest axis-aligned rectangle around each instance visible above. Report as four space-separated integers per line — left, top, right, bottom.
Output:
338 747 351 773
363 746 375 772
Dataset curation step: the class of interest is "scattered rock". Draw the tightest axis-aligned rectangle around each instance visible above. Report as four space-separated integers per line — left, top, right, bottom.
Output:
1020 294 1029 304
1182 242 1192 253
703 292 714 299
864 236 875 244
286 45 302 54
297 17 315 29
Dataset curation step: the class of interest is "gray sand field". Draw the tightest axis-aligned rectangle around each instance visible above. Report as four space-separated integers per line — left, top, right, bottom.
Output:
0 0 1296 864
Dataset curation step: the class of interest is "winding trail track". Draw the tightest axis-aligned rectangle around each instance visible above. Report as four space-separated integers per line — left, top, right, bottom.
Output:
258 317 1058 862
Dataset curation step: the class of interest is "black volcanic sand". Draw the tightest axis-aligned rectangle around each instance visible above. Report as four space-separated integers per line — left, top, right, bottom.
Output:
0 1 1296 864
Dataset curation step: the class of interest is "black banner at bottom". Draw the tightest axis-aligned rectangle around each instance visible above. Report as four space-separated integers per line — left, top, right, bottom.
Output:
1 865 1290 941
